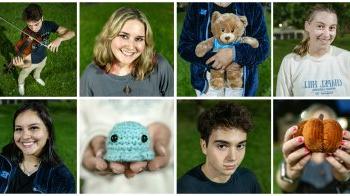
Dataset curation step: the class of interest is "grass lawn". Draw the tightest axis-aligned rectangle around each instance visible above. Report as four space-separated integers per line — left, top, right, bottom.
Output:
0 3 77 96
273 34 350 95
0 101 77 187
177 100 271 193
177 6 271 96
80 3 174 75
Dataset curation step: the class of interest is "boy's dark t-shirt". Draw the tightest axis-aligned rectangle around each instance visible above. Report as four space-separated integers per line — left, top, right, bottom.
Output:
177 164 261 193
21 20 59 64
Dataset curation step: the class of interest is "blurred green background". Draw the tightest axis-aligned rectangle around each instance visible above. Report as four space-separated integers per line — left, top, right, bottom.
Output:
177 100 271 193
177 3 271 96
273 3 350 95
80 3 174 74
0 3 77 96
0 100 77 188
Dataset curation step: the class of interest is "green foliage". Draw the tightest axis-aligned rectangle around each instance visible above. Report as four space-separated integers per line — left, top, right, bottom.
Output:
80 3 174 74
0 101 77 186
177 100 271 193
177 5 271 96
0 3 77 96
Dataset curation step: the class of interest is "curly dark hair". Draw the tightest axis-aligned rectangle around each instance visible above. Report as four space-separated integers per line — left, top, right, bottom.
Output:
197 102 253 145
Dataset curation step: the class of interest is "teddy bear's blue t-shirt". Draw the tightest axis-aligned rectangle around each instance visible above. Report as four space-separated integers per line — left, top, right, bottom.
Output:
212 38 240 52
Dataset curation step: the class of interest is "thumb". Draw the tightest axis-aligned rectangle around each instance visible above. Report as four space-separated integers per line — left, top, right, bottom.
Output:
90 135 106 157
154 141 167 156
89 136 108 171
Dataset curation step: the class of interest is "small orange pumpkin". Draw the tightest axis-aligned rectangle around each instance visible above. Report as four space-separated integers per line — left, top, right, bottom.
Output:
293 114 343 153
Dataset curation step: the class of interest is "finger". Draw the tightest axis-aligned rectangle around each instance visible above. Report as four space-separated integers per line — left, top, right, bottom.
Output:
90 136 106 156
148 143 170 171
129 161 147 173
326 155 349 173
282 136 305 158
206 56 215 65
124 168 137 178
286 147 310 166
109 162 125 174
340 140 350 153
154 142 167 156
293 154 311 171
82 145 107 172
15 57 21 64
333 149 350 168
284 126 298 143
94 148 108 171
211 60 219 70
52 45 58 53
343 130 350 140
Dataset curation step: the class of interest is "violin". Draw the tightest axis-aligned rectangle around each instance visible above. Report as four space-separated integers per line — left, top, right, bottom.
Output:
4 27 43 71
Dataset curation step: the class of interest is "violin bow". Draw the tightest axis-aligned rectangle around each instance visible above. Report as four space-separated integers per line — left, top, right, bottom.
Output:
0 16 49 48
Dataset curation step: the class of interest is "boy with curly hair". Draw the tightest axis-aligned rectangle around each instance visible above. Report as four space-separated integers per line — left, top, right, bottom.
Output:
177 102 261 193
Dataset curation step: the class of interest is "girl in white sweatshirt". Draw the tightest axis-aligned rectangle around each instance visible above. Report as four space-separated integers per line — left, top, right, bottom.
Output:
276 5 350 96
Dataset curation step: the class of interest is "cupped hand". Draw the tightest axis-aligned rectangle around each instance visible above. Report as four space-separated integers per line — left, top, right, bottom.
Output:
282 126 311 180
326 130 350 182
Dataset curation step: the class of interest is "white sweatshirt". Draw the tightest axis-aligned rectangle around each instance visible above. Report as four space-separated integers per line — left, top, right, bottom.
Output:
276 46 350 96
80 100 174 193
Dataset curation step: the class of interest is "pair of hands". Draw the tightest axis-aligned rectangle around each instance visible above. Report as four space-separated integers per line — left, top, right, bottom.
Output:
12 38 62 68
82 122 171 178
282 125 350 182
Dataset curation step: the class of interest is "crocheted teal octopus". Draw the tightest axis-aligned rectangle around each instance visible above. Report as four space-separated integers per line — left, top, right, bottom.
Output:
104 121 155 162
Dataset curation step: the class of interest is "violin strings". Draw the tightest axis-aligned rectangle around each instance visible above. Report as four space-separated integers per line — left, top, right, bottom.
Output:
0 16 48 48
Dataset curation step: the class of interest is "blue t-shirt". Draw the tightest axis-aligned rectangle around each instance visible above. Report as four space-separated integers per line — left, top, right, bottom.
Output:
21 20 59 64
177 164 261 193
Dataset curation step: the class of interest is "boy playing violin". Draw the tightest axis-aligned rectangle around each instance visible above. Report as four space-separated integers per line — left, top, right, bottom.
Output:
12 3 75 96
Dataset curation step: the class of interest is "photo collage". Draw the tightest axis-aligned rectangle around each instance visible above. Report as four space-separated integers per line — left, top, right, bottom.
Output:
0 0 349 194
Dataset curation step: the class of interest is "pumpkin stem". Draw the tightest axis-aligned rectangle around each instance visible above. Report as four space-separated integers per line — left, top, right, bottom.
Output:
319 114 324 121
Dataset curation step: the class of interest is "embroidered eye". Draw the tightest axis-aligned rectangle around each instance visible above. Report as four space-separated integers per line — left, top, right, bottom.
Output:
111 134 118 143
141 135 148 143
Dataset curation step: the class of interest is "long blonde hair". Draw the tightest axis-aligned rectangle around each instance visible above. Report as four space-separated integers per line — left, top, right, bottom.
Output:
293 5 337 57
93 7 155 80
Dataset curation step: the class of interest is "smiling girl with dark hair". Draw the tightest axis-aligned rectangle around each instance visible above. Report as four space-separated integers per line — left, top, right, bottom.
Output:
0 102 75 193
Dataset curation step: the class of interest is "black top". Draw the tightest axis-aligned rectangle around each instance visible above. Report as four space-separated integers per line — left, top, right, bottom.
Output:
7 168 36 193
177 164 261 193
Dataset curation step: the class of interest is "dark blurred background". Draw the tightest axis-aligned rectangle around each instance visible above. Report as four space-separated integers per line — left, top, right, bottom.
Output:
273 99 350 193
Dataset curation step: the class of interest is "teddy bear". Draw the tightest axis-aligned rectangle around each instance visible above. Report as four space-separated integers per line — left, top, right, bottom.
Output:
195 11 259 92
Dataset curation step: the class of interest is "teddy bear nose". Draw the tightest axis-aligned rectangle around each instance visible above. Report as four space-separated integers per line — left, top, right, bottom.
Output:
225 36 230 41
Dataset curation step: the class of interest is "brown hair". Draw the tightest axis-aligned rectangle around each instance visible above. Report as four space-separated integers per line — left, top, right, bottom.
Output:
197 102 253 145
22 3 43 22
293 5 337 57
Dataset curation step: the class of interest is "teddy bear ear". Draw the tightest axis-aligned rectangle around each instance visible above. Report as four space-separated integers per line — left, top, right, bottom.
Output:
239 16 248 27
212 11 221 22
